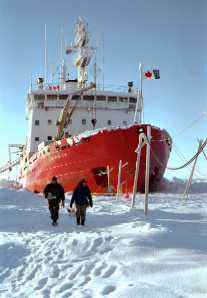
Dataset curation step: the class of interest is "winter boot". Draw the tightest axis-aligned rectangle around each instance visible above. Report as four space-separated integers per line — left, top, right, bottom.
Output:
81 219 85 226
52 221 58 226
76 217 80 225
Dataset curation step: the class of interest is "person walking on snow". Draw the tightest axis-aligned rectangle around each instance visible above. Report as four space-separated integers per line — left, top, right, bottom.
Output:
70 179 93 226
44 176 65 226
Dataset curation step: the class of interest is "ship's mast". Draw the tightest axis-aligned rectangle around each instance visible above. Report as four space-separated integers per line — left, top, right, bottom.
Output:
74 17 94 86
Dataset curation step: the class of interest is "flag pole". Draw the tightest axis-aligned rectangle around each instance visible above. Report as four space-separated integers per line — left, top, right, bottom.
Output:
139 62 144 123
134 63 143 123
139 62 143 96
44 24 48 87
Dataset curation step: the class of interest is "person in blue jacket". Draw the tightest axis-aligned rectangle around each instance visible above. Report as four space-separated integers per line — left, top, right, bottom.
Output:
70 179 93 226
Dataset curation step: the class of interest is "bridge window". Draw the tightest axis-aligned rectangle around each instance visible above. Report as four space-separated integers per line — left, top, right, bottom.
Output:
129 97 137 103
108 96 117 102
119 97 128 103
35 120 40 126
37 103 44 108
72 95 81 100
96 95 106 101
59 94 68 100
34 94 45 101
107 120 112 125
47 94 58 100
123 121 127 126
35 137 40 142
82 119 86 125
83 95 94 101
48 119 52 125
129 104 135 110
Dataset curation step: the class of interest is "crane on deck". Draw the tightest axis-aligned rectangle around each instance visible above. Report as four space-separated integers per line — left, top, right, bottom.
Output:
0 144 24 174
55 82 96 140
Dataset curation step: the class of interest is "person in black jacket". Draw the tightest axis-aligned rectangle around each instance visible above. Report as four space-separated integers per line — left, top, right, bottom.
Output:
44 176 65 226
70 179 93 226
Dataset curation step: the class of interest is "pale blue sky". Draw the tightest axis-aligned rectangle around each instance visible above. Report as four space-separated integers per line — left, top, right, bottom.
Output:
0 0 207 180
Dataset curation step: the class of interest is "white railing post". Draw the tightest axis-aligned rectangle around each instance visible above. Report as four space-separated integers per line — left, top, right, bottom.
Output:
116 160 122 200
144 125 151 215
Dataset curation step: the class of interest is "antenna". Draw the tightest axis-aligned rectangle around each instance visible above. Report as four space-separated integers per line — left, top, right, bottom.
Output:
30 72 33 91
93 62 97 85
102 32 105 90
60 25 64 63
44 24 48 86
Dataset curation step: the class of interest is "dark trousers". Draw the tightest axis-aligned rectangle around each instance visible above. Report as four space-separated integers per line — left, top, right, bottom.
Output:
76 204 87 224
48 200 60 222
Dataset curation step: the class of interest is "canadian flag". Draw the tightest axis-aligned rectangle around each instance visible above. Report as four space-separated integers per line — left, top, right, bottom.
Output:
144 69 160 80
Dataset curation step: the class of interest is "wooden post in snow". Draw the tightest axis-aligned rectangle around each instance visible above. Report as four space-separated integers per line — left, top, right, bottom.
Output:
144 125 151 216
183 139 203 199
116 160 122 200
131 133 146 208
107 165 111 193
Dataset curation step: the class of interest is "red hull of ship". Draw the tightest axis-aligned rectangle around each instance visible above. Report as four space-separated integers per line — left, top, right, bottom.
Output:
23 124 171 194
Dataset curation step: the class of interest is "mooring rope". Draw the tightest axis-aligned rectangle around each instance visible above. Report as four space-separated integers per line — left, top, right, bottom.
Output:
167 139 207 170
149 138 207 171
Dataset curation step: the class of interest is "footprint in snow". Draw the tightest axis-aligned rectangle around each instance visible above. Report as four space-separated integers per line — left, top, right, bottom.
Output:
34 277 48 290
93 261 106 276
102 285 116 295
56 249 64 260
69 265 82 280
77 276 91 287
59 263 73 271
60 290 73 298
25 264 41 281
49 264 60 278
54 282 73 294
88 237 104 252
81 262 96 275
72 239 78 246
102 265 116 278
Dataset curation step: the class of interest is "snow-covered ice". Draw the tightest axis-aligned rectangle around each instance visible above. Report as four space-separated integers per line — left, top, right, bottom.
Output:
0 188 207 298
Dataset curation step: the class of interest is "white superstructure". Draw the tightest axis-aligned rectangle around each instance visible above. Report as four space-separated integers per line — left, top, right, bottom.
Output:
26 83 142 154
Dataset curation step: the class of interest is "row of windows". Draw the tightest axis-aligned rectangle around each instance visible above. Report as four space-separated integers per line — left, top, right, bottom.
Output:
34 94 137 103
35 136 52 142
34 120 128 142
35 119 128 126
35 119 52 125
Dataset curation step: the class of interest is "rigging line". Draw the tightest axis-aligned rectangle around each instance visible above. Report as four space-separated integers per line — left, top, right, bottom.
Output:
173 143 188 163
173 112 207 138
